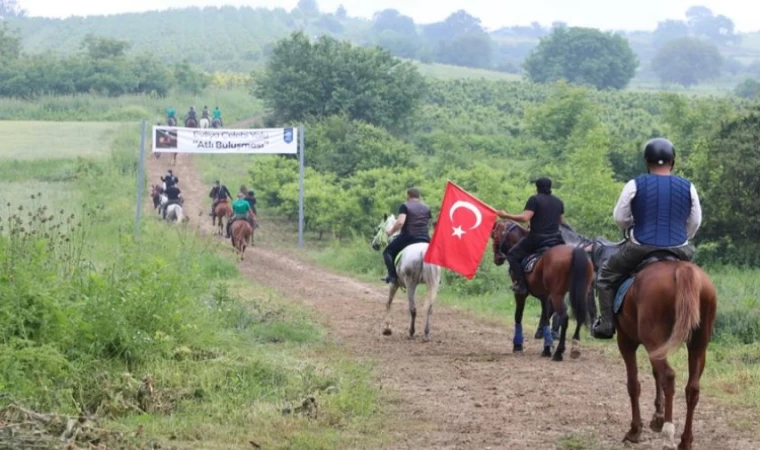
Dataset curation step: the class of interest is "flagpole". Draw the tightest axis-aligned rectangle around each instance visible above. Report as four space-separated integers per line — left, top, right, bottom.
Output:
444 179 498 213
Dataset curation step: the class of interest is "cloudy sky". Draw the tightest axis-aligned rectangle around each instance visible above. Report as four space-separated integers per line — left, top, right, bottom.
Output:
17 0 760 32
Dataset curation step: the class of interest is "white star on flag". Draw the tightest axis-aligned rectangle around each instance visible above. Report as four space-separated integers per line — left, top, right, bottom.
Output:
452 225 465 238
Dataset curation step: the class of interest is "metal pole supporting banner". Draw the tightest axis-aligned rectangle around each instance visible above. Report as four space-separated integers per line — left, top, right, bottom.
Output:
135 120 147 239
298 124 305 248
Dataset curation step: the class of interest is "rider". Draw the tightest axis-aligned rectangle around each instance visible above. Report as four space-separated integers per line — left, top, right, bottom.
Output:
226 192 255 238
166 106 176 124
245 190 259 228
381 187 432 284
186 106 197 123
162 183 182 220
212 106 222 126
209 180 233 216
592 138 702 339
161 169 178 189
496 177 566 295
202 105 210 120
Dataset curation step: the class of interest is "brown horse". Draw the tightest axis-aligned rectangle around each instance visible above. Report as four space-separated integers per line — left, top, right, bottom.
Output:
212 199 232 236
230 219 252 261
150 184 164 210
611 258 717 450
491 219 594 361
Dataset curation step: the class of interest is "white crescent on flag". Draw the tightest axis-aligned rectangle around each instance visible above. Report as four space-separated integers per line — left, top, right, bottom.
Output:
449 201 483 238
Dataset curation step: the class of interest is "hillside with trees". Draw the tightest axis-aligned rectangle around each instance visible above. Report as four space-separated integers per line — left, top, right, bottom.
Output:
4 1 760 92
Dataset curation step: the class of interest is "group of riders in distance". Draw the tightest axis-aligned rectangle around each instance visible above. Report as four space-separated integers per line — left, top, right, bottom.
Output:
375 137 714 450
151 169 258 259
166 105 223 129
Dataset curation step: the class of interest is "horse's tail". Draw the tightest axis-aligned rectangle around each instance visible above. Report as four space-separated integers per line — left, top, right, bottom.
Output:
421 248 441 294
650 263 702 360
568 246 590 327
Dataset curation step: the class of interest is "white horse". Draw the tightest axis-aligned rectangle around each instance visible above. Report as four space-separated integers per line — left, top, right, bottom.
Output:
371 214 441 341
158 194 184 223
200 117 210 129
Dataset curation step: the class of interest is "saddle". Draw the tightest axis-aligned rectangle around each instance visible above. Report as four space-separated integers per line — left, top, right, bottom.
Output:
610 248 685 315
521 235 565 274
590 237 625 273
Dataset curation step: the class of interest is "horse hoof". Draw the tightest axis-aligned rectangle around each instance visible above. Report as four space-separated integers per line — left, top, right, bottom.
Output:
541 347 552 358
513 344 524 353
623 432 641 444
650 415 664 432
382 329 392 336
570 348 581 359
534 329 543 340
407 335 415 340
422 335 430 343
552 353 563 362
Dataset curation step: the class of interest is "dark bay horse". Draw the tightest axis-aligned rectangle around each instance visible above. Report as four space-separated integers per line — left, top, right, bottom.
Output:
491 220 594 361
230 219 252 261
150 184 164 210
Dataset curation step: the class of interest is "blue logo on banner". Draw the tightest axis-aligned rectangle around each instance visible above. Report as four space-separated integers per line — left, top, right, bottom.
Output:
283 128 294 144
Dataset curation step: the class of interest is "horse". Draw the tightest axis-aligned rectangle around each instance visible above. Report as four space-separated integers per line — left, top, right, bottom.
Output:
200 117 210 129
212 118 222 128
491 220 594 361
371 214 442 342
212 199 233 236
150 184 164 210
158 194 184 223
167 116 177 127
230 219 252 261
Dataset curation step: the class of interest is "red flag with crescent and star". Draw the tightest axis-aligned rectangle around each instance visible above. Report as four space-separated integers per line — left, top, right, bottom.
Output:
423 181 498 279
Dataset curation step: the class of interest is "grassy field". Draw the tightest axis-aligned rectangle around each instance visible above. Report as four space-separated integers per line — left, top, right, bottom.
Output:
0 121 388 449
0 121 124 160
414 61 522 81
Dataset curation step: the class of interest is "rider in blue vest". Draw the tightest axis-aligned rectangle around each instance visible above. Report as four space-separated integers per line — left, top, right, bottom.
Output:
591 138 703 339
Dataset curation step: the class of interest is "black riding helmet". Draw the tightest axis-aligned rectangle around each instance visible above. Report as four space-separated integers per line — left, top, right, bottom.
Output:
644 138 676 167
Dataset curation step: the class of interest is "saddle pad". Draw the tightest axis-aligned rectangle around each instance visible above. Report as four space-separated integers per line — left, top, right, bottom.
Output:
522 254 541 274
614 277 635 314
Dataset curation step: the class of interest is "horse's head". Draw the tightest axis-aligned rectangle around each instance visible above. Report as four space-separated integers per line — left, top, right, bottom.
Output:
559 222 594 253
491 219 527 266
371 214 398 251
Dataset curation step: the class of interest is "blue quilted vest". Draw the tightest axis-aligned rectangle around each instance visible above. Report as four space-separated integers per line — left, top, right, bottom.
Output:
631 174 692 247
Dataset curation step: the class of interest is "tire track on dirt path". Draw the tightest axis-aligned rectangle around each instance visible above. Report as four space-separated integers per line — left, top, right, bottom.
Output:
145 132 759 450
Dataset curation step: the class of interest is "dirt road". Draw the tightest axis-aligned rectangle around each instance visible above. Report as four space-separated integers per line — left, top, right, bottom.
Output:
147 149 758 450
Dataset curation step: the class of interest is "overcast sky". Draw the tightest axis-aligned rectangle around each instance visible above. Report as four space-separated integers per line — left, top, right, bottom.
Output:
17 0 760 32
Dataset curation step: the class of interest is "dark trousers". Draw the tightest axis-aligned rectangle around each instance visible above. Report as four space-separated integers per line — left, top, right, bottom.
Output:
597 240 696 293
506 233 562 282
383 234 430 278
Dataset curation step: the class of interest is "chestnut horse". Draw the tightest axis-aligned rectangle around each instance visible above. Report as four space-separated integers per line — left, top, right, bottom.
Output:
611 258 717 450
491 219 594 361
230 219 252 261
212 199 233 236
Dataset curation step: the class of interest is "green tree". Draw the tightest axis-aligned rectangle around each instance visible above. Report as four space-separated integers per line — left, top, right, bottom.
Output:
437 32 493 69
651 37 723 87
254 31 426 131
652 20 690 47
81 35 131 59
0 22 21 60
173 60 209 94
307 115 415 178
0 0 25 18
734 78 760 99
523 27 638 90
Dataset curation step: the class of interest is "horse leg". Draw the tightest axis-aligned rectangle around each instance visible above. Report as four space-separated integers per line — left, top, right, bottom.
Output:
551 296 569 362
422 271 438 342
407 281 418 339
619 332 643 444
539 297 554 357
678 329 709 450
513 293 528 353
650 365 665 432
383 284 400 336
570 317 582 360
651 358 677 450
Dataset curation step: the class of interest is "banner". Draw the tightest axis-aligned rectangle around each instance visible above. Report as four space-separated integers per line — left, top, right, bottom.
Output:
152 126 298 154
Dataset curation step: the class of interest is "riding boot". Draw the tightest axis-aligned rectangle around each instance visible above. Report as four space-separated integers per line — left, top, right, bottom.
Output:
382 251 398 284
508 265 528 295
591 288 616 339
226 220 233 238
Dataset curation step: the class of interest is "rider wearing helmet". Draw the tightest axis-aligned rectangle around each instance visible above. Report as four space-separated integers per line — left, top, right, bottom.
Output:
226 192 255 238
496 177 566 295
212 106 222 127
187 106 197 123
209 180 232 216
202 106 210 120
592 138 703 339
381 187 432 284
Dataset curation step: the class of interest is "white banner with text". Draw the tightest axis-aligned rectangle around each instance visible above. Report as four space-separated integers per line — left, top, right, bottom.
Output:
152 126 298 154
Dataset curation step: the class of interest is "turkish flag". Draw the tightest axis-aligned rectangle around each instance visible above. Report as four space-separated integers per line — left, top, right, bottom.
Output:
423 181 498 279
